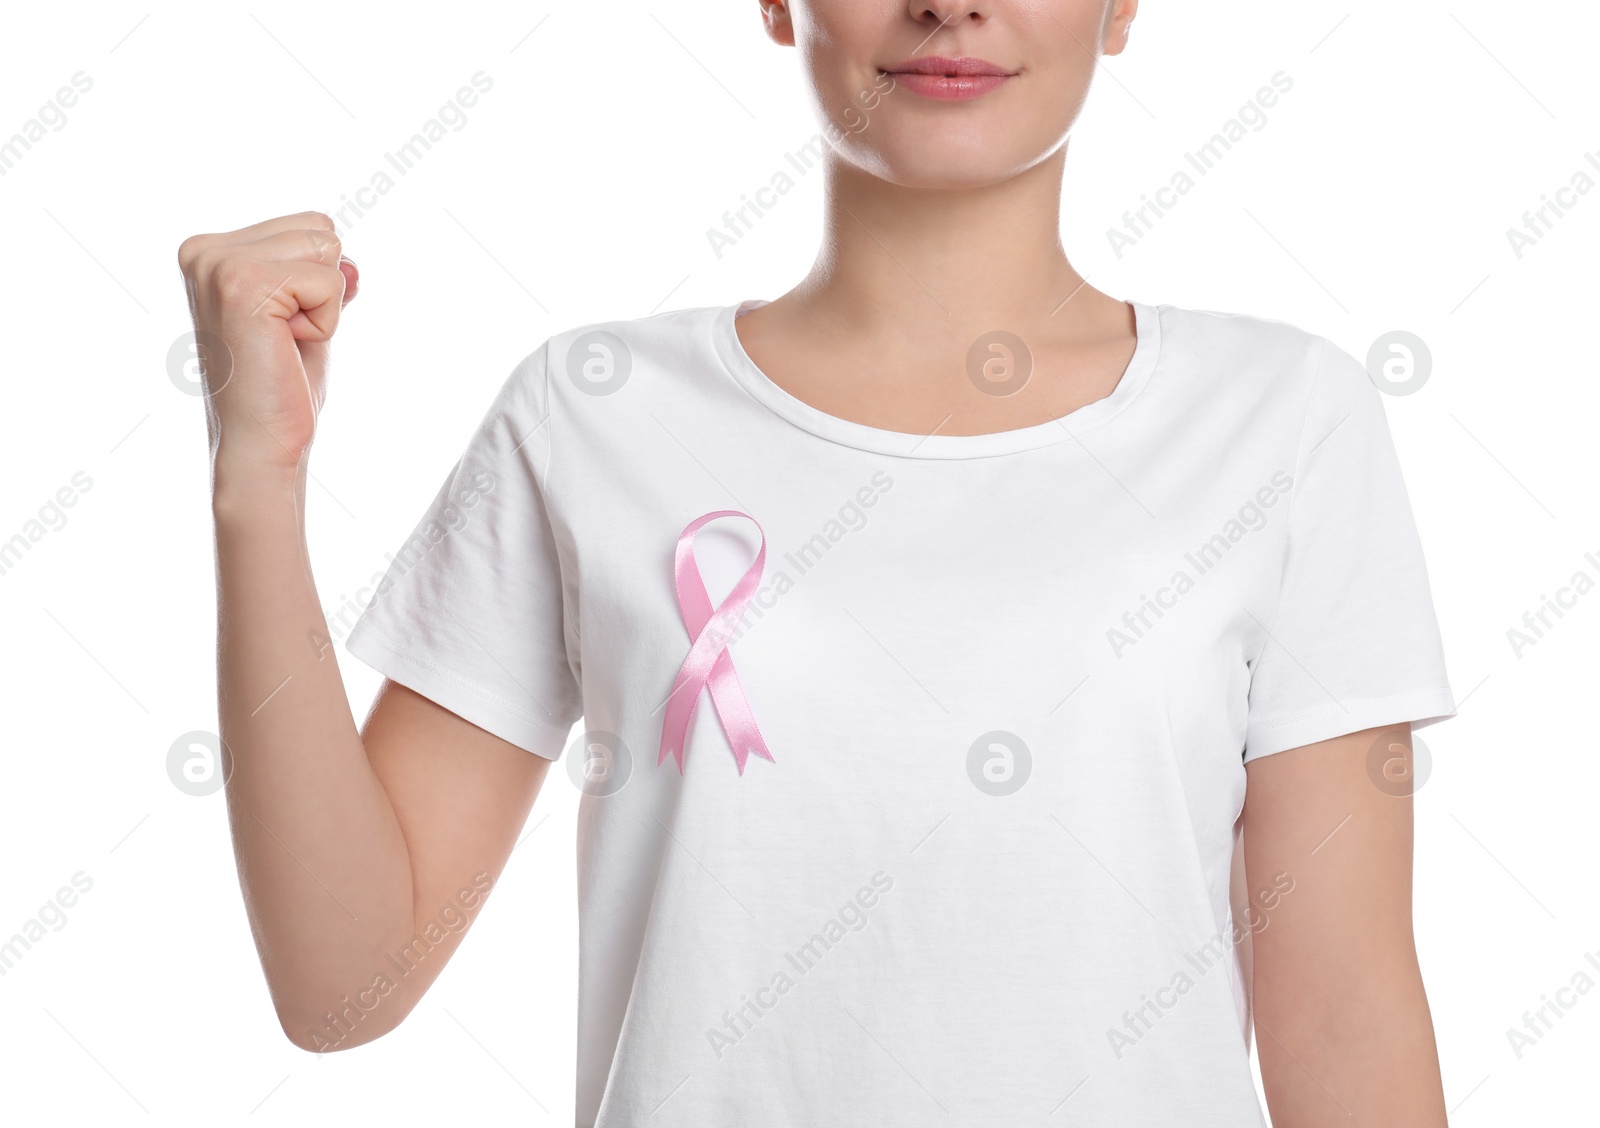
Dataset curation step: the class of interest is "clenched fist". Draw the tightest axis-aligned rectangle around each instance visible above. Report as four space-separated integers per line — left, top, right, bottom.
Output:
176 212 359 471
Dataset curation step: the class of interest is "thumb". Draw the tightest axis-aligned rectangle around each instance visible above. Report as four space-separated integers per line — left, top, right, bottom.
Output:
338 256 359 306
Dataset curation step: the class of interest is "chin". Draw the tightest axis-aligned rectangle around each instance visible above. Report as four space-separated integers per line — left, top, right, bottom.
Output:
844 135 1053 191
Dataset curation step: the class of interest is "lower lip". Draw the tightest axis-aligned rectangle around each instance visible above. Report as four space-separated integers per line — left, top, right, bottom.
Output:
888 72 1010 101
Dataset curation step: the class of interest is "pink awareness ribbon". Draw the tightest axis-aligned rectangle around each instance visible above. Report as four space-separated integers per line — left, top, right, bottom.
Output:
658 510 776 775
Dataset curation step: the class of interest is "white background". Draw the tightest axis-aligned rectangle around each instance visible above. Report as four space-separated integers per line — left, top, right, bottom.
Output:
1 1 1595 1123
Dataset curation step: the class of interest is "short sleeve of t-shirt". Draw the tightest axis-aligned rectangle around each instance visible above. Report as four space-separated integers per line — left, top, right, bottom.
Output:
1242 338 1456 761
345 340 581 759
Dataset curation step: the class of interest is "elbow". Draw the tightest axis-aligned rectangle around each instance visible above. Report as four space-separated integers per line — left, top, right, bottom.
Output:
276 995 412 1053
265 959 427 1051
280 1020 342 1054
278 1011 359 1054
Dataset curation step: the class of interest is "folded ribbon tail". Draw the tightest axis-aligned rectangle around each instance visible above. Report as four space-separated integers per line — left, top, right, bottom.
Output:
706 650 774 774
658 654 709 774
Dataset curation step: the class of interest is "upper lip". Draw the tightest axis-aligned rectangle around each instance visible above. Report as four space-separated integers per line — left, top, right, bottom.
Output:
881 55 1014 77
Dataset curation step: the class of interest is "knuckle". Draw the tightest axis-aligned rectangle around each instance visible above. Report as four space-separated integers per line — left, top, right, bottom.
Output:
302 228 341 263
213 258 264 304
176 234 209 274
190 243 224 279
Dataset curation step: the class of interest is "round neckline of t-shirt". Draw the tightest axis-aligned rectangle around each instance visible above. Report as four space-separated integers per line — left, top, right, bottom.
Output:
710 297 1163 459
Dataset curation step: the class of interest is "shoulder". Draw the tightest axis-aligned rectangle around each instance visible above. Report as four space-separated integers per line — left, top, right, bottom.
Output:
1149 301 1377 410
545 304 729 391
1153 302 1349 373
495 303 732 419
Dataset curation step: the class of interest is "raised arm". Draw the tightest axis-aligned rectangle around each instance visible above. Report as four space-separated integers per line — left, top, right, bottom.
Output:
1241 722 1448 1125
179 212 552 1051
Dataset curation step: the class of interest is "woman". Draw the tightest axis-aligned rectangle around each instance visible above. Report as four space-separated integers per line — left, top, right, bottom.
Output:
177 1 1456 1124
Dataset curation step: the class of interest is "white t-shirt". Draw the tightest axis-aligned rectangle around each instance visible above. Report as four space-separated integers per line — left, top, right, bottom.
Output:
347 299 1455 1127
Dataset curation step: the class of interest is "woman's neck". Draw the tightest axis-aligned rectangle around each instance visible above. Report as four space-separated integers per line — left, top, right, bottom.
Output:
734 145 1138 437
794 145 1110 340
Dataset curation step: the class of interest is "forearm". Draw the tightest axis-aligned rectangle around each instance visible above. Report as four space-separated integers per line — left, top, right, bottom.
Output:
1254 948 1446 1125
213 450 420 1047
1244 727 1447 1126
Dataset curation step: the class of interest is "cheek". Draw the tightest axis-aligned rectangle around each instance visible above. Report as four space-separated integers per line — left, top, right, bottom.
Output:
795 4 889 128
1021 54 1100 143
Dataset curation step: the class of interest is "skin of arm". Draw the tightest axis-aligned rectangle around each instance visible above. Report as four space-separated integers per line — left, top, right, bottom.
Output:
1242 723 1448 1125
185 212 552 1052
